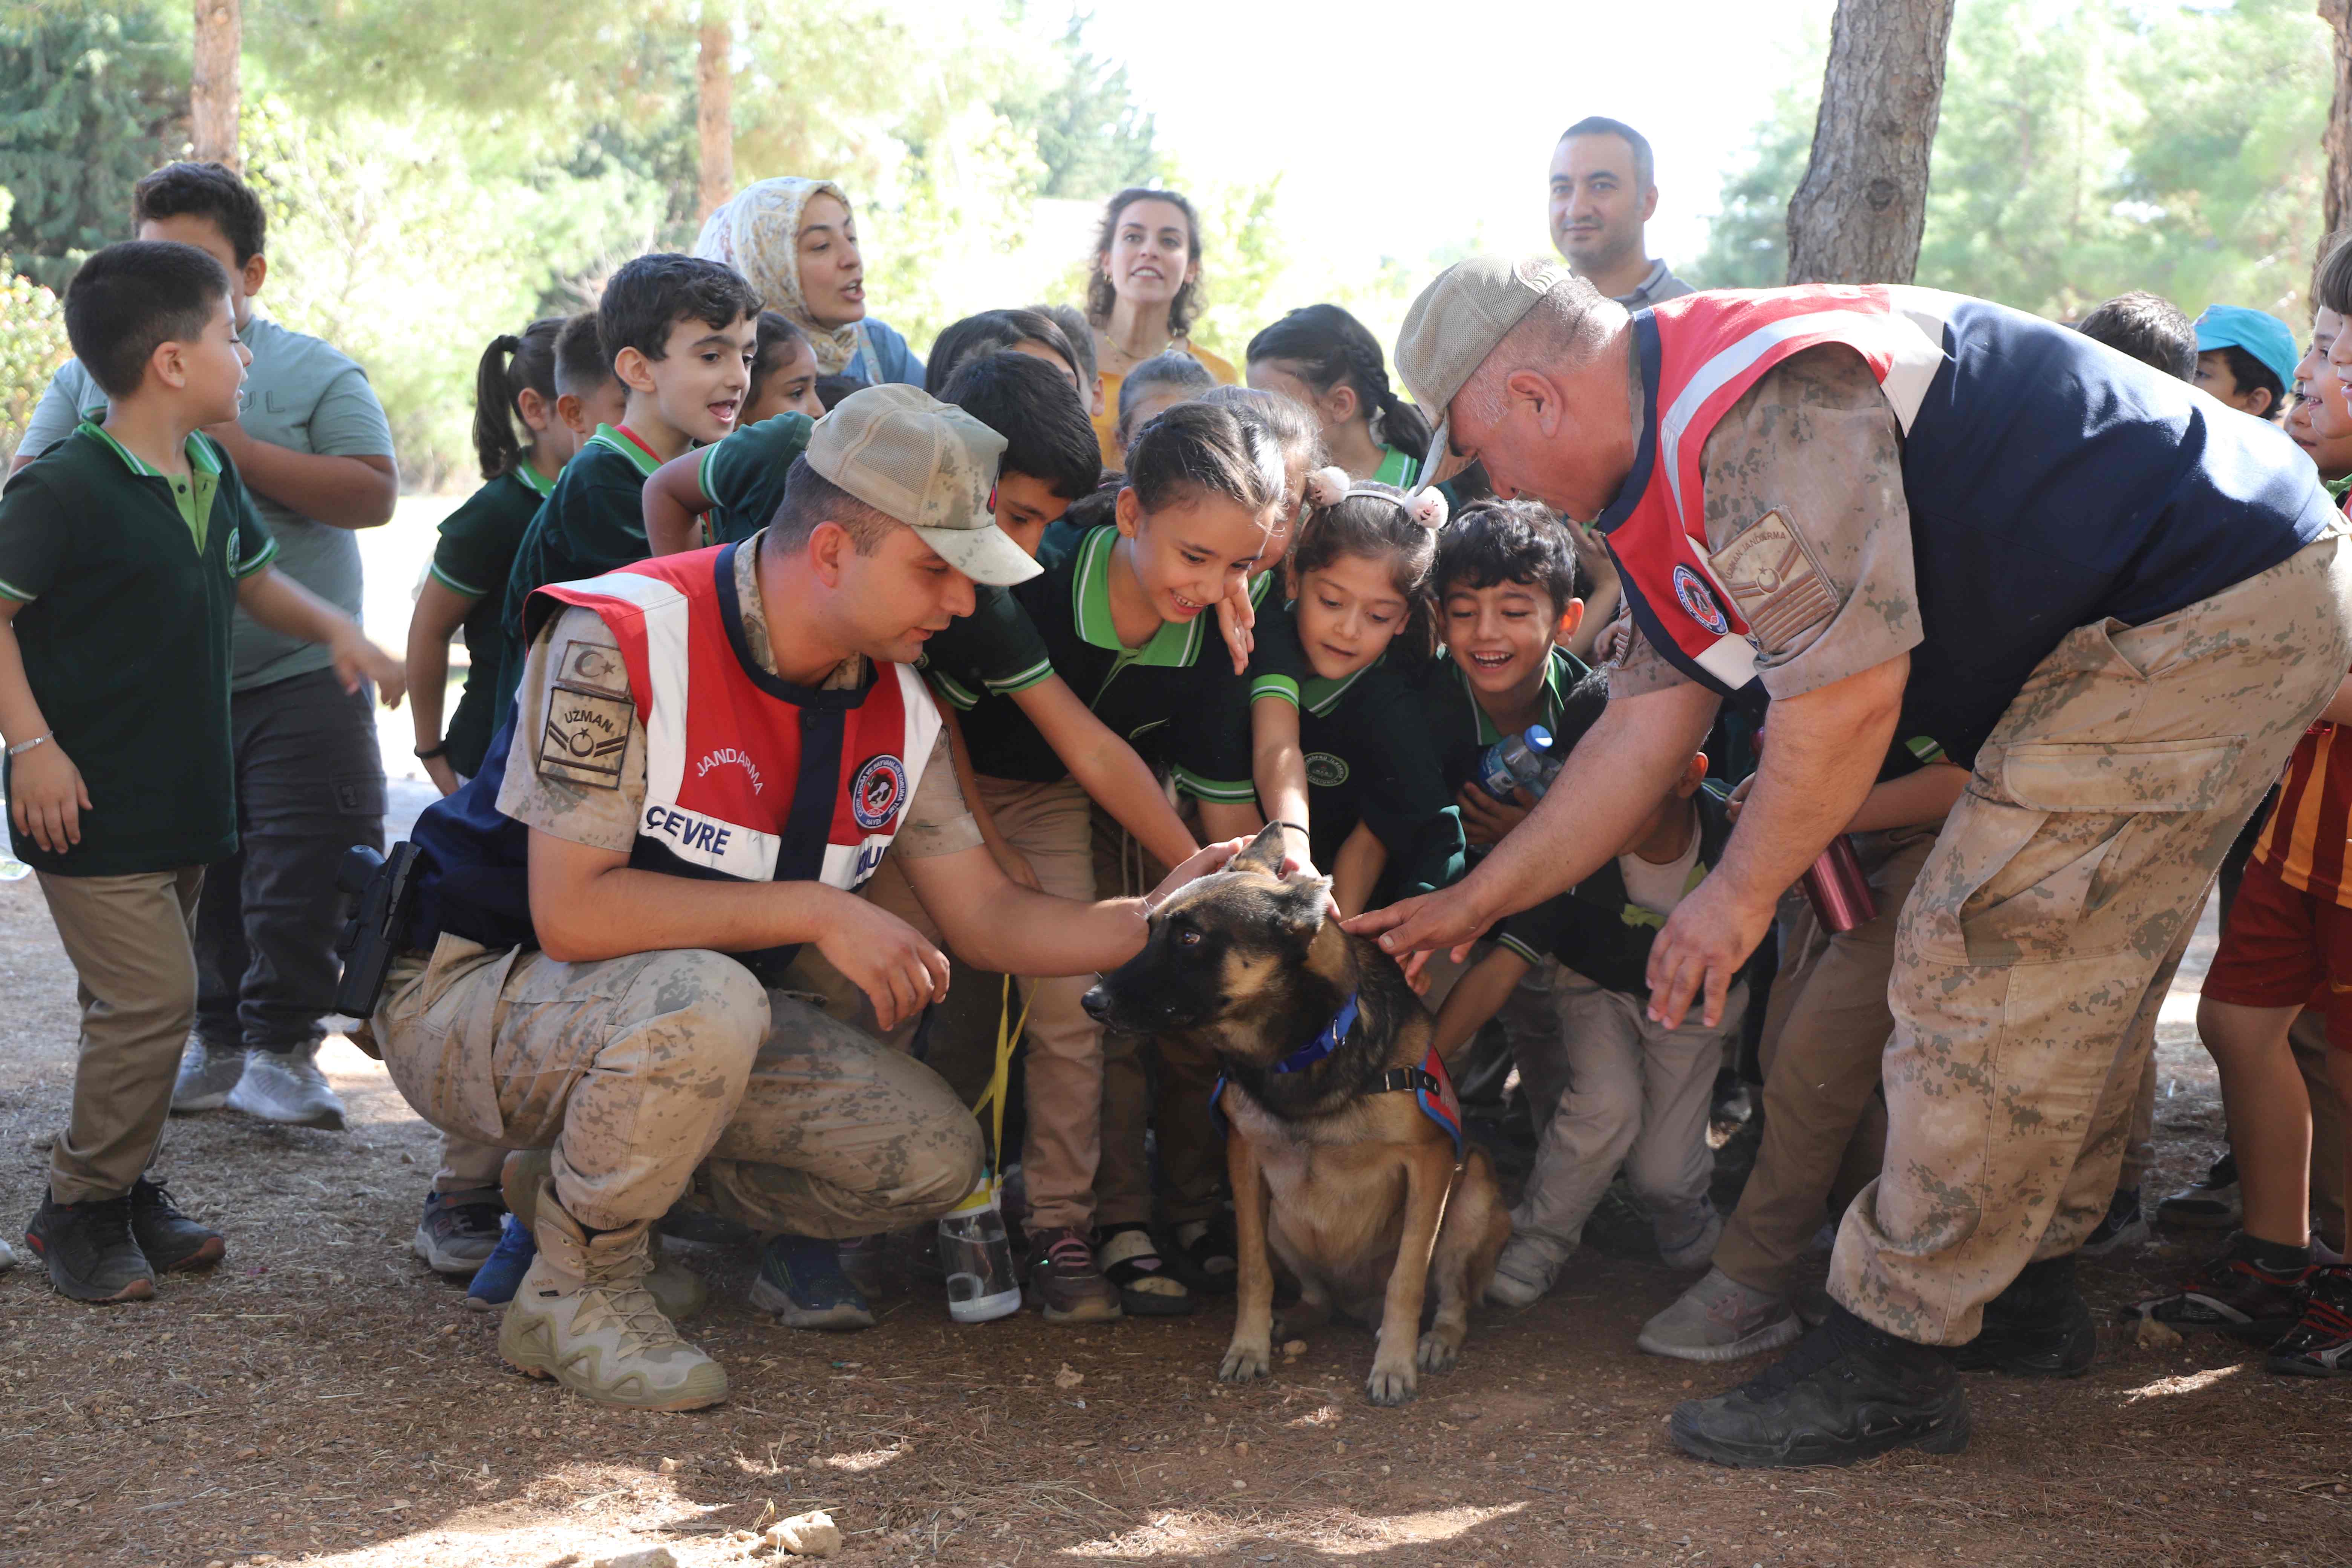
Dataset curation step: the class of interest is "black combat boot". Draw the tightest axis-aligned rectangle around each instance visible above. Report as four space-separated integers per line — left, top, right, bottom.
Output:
1944 1253 2095 1377
1669 1304 1970 1468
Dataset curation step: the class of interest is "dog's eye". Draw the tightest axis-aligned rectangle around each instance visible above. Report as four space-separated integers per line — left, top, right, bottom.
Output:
1177 929 1202 947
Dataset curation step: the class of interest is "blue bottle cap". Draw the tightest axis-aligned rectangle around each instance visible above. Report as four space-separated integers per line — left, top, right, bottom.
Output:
1525 724 1553 752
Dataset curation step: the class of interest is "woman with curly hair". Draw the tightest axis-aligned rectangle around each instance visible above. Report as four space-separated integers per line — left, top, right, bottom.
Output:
1080 187 1235 465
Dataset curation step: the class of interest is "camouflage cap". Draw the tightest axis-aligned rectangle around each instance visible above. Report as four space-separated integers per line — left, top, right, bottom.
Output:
806 384 1040 585
1392 256 1578 489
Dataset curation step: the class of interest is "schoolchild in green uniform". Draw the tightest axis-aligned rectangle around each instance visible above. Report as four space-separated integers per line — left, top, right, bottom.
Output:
489 255 761 723
405 320 574 793
0 243 403 1303
941 398 1288 1325
1246 467 1467 917
1246 304 1439 490
640 310 826 557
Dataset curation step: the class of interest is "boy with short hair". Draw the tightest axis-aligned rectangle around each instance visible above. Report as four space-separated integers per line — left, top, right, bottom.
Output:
491 254 760 720
551 309 629 446
3 241 402 1302
1432 732 1744 1307
12 161 401 1137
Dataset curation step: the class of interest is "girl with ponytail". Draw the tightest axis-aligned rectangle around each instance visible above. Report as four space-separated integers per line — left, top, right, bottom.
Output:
408 318 574 792
1245 304 1436 487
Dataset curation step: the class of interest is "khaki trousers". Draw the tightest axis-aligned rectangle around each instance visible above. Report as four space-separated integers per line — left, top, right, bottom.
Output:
1513 974 1741 1259
1834 534 2352 1344
40 867 206 1204
1711 830 1935 1297
374 936 980 1238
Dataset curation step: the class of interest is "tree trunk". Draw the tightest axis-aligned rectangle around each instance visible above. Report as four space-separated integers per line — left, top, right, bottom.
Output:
696 17 735 223
1784 0 1957 285
191 0 242 170
2324 0 2352 246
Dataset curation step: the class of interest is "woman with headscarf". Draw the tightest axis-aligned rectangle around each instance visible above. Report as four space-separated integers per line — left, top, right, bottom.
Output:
694 176 923 388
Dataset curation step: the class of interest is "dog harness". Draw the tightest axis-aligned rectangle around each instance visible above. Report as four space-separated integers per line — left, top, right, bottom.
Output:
1210 991 1466 1159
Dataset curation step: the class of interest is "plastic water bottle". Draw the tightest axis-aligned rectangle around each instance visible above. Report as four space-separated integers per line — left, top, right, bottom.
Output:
1475 724 1556 801
0 855 27 883
936 1177 1021 1324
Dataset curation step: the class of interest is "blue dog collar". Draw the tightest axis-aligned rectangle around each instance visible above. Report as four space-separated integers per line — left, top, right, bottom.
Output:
1273 992 1360 1075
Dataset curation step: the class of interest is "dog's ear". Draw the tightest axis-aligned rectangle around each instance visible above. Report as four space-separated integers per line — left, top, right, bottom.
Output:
1228 821 1289 879
1271 875 1335 940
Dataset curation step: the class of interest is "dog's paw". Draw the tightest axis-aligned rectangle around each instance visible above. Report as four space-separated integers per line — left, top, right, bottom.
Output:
1416 1330 1461 1375
1219 1340 1272 1384
1365 1360 1419 1407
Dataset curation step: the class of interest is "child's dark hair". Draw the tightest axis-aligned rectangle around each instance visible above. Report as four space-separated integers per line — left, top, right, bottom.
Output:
1124 400 1285 519
2317 232 2352 317
942 351 1101 501
1201 384 1325 478
63 240 231 398
813 373 867 411
2216 344 2285 416
1245 304 1434 467
1087 187 1204 335
132 161 266 264
1116 350 1216 444
924 308 1081 397
553 310 610 397
1294 481 1441 660
472 317 564 480
1436 498 1587 611
1034 302 1099 386
746 311 812 408
2077 291 2195 382
599 253 760 365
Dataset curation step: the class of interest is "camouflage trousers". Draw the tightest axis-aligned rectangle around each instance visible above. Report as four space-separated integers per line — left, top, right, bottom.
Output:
374 937 982 1237
1833 533 2352 1344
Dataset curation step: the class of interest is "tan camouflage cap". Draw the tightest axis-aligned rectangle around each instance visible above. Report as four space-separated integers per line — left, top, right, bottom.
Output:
806 384 1039 586
1392 256 1578 489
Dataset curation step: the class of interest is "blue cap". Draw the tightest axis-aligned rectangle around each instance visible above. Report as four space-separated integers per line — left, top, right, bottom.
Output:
2194 305 2298 397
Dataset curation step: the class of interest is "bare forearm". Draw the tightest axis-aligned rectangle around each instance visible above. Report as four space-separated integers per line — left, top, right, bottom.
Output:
404 585 473 750
1069 740 1197 868
1845 758 1965 834
0 617 52 746
935 885 1150 976
220 432 396 529
1251 696 1311 863
643 452 710 557
237 568 358 646
1456 681 1720 925
1720 658 1906 906
1432 954 1526 1059
530 851 851 962
1330 821 1387 920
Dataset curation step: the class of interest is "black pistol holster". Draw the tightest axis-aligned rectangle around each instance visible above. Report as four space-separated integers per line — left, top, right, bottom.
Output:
333 842 423 1020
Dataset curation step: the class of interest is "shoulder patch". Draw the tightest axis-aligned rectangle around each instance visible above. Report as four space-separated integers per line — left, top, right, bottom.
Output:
1711 509 1837 651
538 681 632 790
558 637 628 695
1671 564 1729 635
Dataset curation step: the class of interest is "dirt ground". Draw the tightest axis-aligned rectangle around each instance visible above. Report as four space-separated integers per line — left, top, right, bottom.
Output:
5 863 2352 1568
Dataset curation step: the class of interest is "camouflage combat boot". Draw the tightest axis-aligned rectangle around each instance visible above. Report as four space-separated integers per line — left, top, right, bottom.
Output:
501 1150 709 1320
498 1184 727 1410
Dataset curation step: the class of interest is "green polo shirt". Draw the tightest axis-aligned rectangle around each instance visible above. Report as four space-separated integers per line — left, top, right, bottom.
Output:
954 525 1256 799
428 462 555 777
0 423 279 874
920 585 1055 714
698 412 814 545
1418 643 1607 800
490 424 663 728
1246 607 1462 899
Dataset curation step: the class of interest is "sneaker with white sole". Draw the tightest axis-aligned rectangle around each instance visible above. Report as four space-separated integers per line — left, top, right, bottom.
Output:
170 1040 246 1112
1486 1233 1568 1308
752 1234 876 1330
1640 1266 1805 1363
227 1043 346 1129
497 1186 726 1410
2077 1187 2149 1257
414 1187 506 1275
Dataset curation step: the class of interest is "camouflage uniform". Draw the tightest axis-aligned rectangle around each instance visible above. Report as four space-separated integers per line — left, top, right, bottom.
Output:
1613 348 2352 1344
372 540 985 1237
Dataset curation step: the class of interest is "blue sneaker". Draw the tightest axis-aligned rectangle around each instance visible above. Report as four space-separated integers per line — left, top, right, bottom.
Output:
750 1234 875 1329
466 1213 537 1312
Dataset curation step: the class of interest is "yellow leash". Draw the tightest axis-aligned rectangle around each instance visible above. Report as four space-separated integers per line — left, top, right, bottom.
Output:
969 974 1034 1177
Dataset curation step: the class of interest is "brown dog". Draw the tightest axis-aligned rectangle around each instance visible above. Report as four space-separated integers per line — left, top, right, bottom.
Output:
1082 825 1510 1405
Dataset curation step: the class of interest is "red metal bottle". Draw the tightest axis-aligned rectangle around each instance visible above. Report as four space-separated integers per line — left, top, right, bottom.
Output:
1801 834 1877 933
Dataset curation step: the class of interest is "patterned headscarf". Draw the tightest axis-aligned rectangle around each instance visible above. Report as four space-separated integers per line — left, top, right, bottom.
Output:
693 176 871 376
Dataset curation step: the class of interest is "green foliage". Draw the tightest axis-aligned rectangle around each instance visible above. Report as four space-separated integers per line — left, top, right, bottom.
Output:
997 15 1159 200
1696 0 2331 317
0 0 187 293
1185 174 1288 367
0 190 73 465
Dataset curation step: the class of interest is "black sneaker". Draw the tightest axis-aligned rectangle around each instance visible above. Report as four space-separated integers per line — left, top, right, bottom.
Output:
2267 1267 2352 1377
1943 1254 2094 1377
2130 1232 2314 1343
25 1193 155 1303
2156 1151 2240 1230
128 1178 224 1272
412 1187 505 1276
1669 1305 1970 1468
2077 1187 2149 1257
